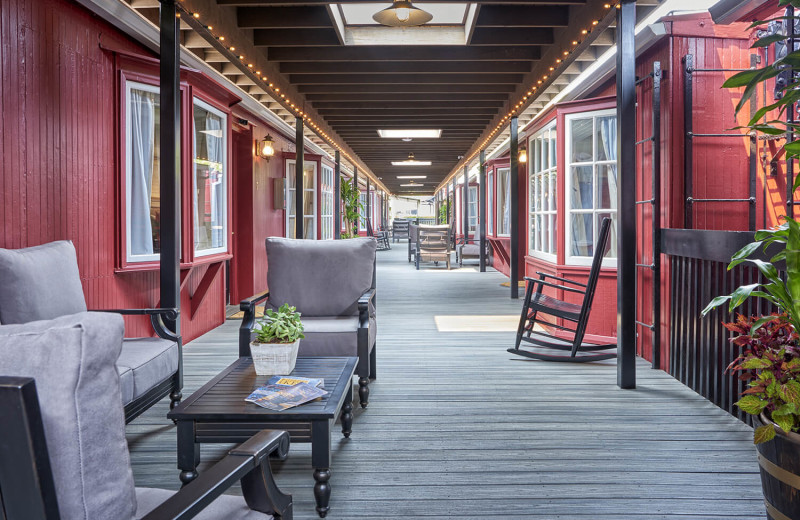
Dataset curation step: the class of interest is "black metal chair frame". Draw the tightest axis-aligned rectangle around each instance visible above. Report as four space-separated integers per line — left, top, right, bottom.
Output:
508 217 617 362
92 307 183 424
408 223 418 263
239 255 377 408
392 219 409 242
415 225 451 270
0 376 292 520
366 218 390 251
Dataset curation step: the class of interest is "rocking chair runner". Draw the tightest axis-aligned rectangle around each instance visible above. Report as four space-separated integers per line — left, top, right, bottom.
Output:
508 217 617 362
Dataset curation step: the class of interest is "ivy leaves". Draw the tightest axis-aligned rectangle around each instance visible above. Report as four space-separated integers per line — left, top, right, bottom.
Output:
253 303 305 344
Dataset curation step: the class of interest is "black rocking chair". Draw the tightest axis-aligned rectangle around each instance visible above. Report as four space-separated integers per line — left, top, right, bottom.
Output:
508 217 617 362
367 218 390 251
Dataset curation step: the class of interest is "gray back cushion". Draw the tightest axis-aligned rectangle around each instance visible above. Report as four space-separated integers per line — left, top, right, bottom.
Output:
0 240 87 324
0 312 137 520
266 237 376 317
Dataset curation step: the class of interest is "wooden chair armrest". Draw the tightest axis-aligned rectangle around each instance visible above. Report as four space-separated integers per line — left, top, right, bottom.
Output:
141 430 292 520
239 292 269 358
533 272 588 288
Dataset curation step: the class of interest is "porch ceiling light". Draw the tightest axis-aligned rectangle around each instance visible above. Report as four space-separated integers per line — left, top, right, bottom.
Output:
518 149 528 164
258 134 275 161
397 175 427 179
377 129 442 139
401 183 424 187
392 153 431 166
372 0 433 27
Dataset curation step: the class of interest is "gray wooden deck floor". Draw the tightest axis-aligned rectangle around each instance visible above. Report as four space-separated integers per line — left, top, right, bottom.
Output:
127 243 765 519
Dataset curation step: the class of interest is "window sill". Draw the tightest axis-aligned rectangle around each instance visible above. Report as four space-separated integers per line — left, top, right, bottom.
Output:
115 253 232 274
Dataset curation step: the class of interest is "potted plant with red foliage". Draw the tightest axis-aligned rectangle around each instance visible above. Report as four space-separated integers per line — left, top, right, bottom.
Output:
702 219 800 518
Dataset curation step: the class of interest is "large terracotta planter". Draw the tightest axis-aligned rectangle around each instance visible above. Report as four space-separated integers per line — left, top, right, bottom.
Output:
250 339 300 376
757 414 800 519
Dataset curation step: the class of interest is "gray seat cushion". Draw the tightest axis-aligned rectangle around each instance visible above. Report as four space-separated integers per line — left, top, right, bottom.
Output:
299 316 376 357
459 244 481 257
117 338 179 401
265 237 376 317
135 488 271 520
117 364 135 404
0 312 137 519
0 240 87 324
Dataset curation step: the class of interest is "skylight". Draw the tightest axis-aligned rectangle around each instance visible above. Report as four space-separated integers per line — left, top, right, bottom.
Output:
339 3 467 25
378 129 442 139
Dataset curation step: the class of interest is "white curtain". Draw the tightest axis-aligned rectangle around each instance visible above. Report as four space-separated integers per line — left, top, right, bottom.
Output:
503 170 510 234
599 117 618 254
206 114 223 248
130 90 155 256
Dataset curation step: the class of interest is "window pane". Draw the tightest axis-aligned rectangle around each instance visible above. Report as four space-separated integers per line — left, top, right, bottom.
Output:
287 217 296 239
303 164 315 190
549 214 557 254
598 212 617 258
549 171 557 211
550 132 557 168
596 116 617 162
128 85 161 259
597 164 618 210
541 137 549 170
286 163 296 189
304 217 315 239
571 118 593 162
571 214 593 257
570 166 593 210
193 102 226 254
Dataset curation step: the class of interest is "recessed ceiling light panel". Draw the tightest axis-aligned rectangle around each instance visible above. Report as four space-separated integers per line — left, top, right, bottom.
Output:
378 129 442 139
397 175 427 179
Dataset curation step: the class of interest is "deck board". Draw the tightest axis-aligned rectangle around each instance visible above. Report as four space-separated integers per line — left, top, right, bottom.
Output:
127 244 765 519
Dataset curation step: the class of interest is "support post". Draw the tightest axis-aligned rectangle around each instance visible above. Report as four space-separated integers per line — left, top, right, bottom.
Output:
463 166 469 245
617 0 637 389
295 117 304 239
435 191 441 224
334 151 341 239
159 0 181 336
789 5 796 218
353 166 359 235
479 149 487 272
366 179 371 230
451 178 456 226
510 117 520 299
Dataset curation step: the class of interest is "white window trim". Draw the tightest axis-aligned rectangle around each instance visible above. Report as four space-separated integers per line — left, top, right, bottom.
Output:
125 81 160 263
193 97 229 257
564 108 617 268
468 185 477 234
285 159 318 239
487 171 494 235
358 192 368 232
321 164 334 240
496 167 511 237
527 122 558 264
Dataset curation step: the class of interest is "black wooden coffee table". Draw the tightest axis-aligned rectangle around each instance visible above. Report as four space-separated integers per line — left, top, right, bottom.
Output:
167 356 358 518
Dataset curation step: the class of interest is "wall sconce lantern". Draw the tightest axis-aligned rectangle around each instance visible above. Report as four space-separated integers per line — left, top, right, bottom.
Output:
258 134 275 161
518 148 528 165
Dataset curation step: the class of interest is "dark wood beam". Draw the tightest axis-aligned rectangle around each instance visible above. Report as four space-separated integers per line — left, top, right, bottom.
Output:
220 0 586 4
470 27 554 45
475 5 569 27
329 122 489 128
298 84 517 93
280 61 533 74
290 73 524 84
317 108 499 116
253 28 340 46
311 101 504 110
304 93 510 102
268 46 541 62
237 6 333 28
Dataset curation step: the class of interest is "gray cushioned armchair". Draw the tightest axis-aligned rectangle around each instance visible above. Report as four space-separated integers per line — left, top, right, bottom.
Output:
0 312 292 520
0 240 182 423
240 237 377 408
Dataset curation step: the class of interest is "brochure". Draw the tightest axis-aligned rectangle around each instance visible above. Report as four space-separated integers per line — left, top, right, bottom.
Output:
245 382 327 411
266 375 324 388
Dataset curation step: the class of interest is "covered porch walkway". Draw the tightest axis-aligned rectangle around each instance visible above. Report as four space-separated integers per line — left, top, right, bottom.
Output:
127 244 764 519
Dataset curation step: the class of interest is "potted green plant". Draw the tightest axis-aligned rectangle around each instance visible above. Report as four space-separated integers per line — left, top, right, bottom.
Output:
702 220 800 517
250 303 305 375
340 180 363 239
438 204 448 225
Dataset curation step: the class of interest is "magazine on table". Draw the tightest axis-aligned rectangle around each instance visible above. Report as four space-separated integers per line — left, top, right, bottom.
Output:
246 377 327 411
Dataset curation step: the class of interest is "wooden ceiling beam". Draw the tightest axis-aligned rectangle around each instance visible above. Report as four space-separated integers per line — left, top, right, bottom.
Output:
280 61 533 74
268 45 541 62
475 5 570 27
237 6 333 28
311 101 505 109
253 28 340 46
290 73 524 84
318 108 499 116
219 0 586 4
298 83 517 93
469 27 555 45
304 92 510 102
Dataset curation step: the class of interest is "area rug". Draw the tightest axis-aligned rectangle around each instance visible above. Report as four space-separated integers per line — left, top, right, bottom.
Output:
227 306 265 320
500 281 527 287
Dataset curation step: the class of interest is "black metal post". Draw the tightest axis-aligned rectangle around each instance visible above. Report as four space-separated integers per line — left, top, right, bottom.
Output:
158 0 180 336
479 149 487 272
463 165 469 243
652 61 662 370
451 178 456 225
510 116 520 299
683 54 693 229
617 0 637 389
334 150 341 239
366 179 371 230
353 166 359 235
295 117 304 239
435 191 441 224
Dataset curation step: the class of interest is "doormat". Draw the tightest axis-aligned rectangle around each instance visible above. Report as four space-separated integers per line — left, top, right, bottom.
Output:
500 281 527 287
434 315 521 332
227 306 265 320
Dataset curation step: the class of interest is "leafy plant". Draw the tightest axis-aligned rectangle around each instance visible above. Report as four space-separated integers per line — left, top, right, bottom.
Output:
724 315 800 443
701 218 800 333
253 303 305 344
438 203 448 224
340 179 363 239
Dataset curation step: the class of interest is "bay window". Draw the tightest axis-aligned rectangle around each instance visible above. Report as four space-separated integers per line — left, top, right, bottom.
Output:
125 81 161 263
321 164 335 240
528 123 557 260
285 159 317 239
193 99 228 256
496 167 511 236
565 110 617 265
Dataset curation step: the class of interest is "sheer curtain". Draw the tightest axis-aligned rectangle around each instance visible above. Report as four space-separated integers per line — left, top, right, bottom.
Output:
130 90 155 256
206 114 223 248
599 117 618 254
503 170 510 234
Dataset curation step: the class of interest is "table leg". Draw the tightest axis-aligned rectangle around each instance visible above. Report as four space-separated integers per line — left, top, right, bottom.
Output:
177 420 199 485
311 420 332 518
341 384 353 438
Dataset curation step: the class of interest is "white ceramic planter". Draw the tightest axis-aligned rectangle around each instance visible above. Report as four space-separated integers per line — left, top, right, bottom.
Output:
250 339 300 376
